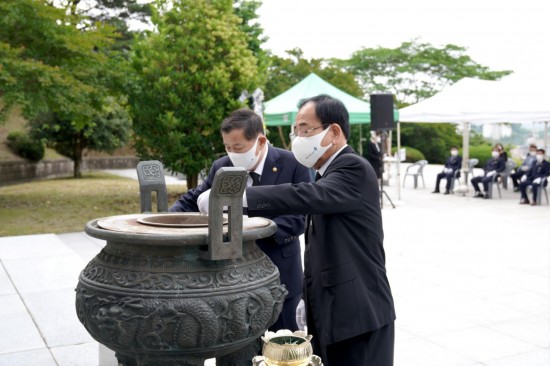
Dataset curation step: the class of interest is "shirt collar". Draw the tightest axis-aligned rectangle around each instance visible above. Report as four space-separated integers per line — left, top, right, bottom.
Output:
317 144 348 177
252 143 269 176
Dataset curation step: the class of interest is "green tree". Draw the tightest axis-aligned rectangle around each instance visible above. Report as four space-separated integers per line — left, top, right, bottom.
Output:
0 0 122 125
264 48 364 149
234 0 269 86
129 0 259 188
337 39 513 105
29 97 132 177
61 0 153 52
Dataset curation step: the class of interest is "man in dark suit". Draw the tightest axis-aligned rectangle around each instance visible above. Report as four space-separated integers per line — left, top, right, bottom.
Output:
365 130 383 179
511 144 537 191
169 108 311 332
519 149 550 205
432 146 462 194
244 95 396 366
471 147 506 199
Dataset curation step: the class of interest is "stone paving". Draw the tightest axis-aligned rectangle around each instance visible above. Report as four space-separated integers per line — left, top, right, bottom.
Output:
0 164 548 365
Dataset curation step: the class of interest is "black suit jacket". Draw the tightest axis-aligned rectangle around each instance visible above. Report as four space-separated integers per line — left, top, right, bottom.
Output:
483 157 505 175
169 145 311 298
247 146 396 345
445 155 462 172
366 140 382 178
528 160 550 180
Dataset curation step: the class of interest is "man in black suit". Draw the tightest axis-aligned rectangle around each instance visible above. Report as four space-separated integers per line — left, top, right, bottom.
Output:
432 146 462 194
169 108 311 332
471 147 506 199
519 148 550 205
244 95 396 366
365 130 383 179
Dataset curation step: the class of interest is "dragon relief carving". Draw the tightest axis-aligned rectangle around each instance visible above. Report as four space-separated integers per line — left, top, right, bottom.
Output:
75 281 287 352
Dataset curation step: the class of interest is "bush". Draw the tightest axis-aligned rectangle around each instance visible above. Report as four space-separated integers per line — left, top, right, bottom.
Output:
392 146 426 162
397 123 461 164
6 131 45 162
468 144 493 167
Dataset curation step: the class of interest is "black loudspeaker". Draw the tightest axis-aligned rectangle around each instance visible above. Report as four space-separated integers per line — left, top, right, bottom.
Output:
370 94 395 131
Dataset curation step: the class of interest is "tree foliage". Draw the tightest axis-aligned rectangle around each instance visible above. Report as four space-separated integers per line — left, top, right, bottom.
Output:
60 0 154 52
29 97 132 178
0 0 121 126
263 48 364 149
337 39 513 105
128 0 260 188
234 0 269 84
397 123 462 164
7 131 45 162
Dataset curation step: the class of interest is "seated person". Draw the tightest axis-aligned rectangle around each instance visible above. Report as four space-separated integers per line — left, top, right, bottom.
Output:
495 143 508 162
432 146 462 194
471 148 505 199
519 149 550 205
511 144 537 191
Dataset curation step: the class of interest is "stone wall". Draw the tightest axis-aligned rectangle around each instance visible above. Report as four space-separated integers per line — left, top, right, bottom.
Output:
0 156 140 186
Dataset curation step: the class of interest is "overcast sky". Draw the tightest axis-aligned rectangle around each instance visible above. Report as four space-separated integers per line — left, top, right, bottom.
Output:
257 0 550 81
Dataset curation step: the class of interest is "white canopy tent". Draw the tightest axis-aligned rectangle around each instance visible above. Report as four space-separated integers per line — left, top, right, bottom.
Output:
398 76 550 170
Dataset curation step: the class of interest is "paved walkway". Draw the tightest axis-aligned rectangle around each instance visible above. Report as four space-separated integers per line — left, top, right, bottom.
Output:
0 165 548 365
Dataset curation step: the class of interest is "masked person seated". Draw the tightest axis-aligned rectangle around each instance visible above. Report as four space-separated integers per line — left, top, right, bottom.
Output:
511 144 537 192
471 147 506 199
432 146 462 194
519 149 550 205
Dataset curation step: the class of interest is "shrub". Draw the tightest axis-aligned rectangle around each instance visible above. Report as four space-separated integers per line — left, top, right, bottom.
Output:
392 146 426 162
6 131 45 162
468 144 493 167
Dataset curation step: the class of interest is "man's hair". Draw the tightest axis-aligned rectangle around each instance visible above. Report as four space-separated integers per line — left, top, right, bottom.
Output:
297 94 350 140
450 146 458 150
529 144 538 149
220 108 264 140
537 148 545 155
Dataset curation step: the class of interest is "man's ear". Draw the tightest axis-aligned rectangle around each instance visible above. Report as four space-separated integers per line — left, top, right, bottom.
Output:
330 124 343 143
258 134 268 148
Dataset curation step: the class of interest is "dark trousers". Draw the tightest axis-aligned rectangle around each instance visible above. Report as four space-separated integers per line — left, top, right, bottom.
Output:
519 180 546 201
435 172 457 192
471 175 493 192
306 300 394 366
269 294 301 331
325 323 395 366
511 170 526 188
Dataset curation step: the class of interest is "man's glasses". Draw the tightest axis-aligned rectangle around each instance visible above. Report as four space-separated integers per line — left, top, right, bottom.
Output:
289 123 330 141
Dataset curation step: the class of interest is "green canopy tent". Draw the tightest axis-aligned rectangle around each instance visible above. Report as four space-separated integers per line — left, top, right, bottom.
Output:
264 73 381 126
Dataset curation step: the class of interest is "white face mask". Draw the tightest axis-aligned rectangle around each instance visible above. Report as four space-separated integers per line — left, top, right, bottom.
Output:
491 151 499 158
227 137 261 170
376 137 381 143
529 150 537 156
536 154 544 163
291 127 333 168
450 150 458 156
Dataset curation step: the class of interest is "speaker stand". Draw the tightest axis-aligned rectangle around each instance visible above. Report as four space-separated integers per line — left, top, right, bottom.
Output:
380 179 396 209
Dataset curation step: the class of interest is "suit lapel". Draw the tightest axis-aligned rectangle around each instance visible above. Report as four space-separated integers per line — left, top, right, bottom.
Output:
259 146 281 186
306 146 355 244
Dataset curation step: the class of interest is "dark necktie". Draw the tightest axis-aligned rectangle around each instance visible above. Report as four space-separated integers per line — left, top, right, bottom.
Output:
249 172 261 186
315 172 321 181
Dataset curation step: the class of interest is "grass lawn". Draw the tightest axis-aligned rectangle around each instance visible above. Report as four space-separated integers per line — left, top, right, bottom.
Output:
0 172 185 237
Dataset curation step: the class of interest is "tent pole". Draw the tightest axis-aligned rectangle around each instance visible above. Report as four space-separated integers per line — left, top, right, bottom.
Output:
462 122 470 181
359 124 363 156
396 121 401 200
544 121 548 153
